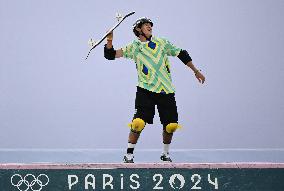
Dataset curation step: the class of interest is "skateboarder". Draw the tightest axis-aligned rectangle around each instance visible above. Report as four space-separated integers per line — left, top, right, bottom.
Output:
104 17 205 163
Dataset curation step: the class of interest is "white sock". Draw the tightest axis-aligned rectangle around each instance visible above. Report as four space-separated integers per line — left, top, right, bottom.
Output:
163 144 170 154
128 143 136 149
127 143 136 154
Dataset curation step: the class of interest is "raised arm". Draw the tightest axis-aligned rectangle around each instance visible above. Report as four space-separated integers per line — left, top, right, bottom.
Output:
104 32 123 59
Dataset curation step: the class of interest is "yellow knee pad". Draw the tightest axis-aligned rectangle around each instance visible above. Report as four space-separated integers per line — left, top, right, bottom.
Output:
165 123 181 133
128 118 146 132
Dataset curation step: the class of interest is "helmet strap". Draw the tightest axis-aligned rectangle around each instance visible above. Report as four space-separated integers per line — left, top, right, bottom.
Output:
139 30 152 41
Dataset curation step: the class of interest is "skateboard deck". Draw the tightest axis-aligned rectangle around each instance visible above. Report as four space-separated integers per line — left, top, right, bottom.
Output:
85 11 135 60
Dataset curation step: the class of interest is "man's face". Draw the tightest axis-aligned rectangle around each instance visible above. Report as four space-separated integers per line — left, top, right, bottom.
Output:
139 22 152 37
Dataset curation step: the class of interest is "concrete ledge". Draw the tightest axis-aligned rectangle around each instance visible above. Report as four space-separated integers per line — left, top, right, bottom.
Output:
1 162 284 169
1 163 284 190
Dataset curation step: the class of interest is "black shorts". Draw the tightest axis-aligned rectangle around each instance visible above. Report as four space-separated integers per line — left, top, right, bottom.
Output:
133 86 178 126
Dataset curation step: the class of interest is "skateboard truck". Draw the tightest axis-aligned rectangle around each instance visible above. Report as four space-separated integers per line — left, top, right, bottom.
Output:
88 38 96 48
115 13 123 21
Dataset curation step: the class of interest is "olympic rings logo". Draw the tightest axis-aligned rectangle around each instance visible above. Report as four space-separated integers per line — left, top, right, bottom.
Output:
11 174 49 191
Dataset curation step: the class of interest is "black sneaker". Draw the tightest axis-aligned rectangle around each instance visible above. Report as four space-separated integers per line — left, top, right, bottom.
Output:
123 154 134 163
160 153 172 162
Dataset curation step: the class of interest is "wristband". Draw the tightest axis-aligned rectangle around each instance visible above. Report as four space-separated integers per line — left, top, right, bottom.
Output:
104 44 116 60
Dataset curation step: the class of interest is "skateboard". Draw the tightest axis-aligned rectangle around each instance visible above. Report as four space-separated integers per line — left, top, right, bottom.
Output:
85 11 135 60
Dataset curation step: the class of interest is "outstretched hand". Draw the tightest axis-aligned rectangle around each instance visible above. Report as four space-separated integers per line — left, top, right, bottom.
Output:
195 71 205 84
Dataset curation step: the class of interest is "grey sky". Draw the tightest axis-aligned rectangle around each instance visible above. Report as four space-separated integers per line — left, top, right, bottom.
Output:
0 0 283 150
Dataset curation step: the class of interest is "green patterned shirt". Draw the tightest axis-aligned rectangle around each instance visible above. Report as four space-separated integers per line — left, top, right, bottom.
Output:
122 36 181 94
